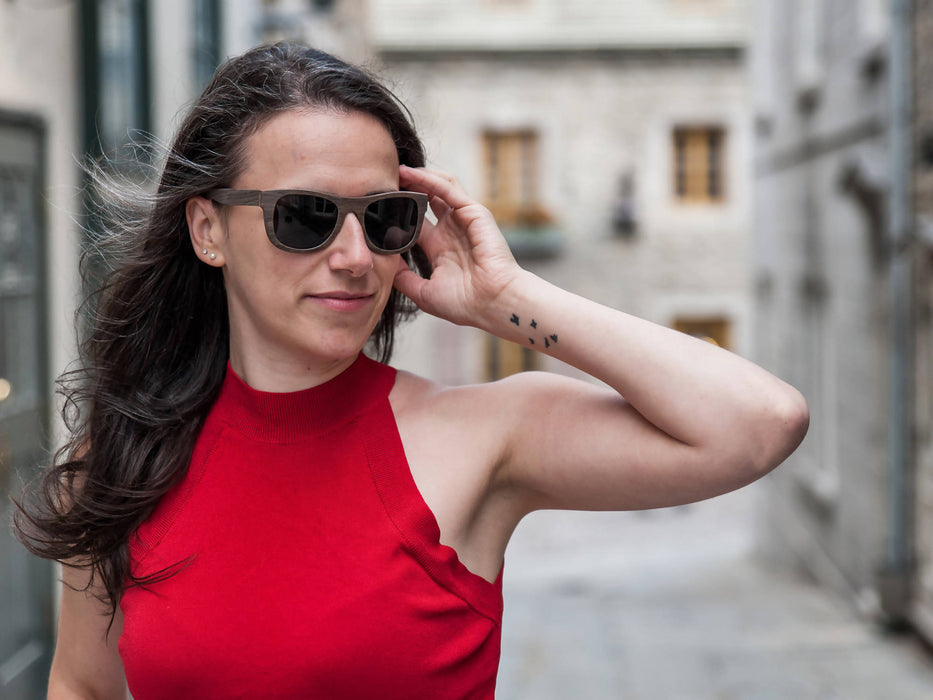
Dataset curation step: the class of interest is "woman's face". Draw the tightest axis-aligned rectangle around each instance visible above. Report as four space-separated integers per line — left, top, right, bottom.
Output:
212 108 403 380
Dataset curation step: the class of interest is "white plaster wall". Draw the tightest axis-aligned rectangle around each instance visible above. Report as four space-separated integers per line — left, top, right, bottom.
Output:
750 0 892 612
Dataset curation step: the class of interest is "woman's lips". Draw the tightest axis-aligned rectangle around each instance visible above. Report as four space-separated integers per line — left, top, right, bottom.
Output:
307 291 375 312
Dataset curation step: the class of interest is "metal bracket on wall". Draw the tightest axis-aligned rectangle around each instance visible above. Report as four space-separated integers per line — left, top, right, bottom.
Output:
838 152 888 267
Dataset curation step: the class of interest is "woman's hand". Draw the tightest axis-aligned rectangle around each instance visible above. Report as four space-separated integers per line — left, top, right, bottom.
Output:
393 165 523 328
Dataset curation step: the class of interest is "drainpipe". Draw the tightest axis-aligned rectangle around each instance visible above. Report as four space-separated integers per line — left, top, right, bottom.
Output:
879 0 914 626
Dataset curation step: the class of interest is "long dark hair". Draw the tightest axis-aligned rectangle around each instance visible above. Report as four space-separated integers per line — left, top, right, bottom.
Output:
14 42 428 621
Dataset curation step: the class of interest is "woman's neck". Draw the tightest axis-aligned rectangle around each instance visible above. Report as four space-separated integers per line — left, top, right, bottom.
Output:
228 345 360 393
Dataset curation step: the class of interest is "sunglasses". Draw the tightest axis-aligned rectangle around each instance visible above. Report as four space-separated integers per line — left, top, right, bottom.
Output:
206 188 429 254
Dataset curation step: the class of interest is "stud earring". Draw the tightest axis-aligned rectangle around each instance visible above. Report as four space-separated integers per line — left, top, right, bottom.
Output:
209 253 216 260
201 249 208 255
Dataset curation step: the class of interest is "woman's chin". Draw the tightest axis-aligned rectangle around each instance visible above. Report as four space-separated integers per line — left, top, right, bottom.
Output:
304 331 375 364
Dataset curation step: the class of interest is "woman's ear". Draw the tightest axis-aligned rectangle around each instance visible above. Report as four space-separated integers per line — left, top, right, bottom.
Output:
186 196 225 267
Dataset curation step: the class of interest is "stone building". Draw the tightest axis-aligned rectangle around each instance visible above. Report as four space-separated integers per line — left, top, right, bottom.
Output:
750 0 933 641
366 0 755 387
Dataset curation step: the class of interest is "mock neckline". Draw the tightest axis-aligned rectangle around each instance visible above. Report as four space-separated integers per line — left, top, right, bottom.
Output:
214 353 396 443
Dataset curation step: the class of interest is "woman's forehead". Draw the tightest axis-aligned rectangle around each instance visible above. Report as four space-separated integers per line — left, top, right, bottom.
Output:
236 109 399 191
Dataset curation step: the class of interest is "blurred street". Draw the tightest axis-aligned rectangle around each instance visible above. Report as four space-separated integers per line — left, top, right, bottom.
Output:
497 484 933 699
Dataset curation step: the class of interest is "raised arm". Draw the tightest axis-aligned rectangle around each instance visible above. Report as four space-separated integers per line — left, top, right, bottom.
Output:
393 165 808 515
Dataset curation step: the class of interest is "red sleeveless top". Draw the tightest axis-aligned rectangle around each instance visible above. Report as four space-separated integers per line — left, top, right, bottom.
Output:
119 355 503 699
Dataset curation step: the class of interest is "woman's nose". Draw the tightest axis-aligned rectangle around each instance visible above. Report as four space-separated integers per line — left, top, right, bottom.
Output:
328 213 374 276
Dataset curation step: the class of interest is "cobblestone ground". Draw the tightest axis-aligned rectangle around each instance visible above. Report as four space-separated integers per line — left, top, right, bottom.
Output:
496 484 933 699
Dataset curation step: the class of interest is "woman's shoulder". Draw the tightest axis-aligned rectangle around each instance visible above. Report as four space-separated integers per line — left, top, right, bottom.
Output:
388 367 576 434
390 369 510 419
391 367 587 410
388 370 509 448
389 369 482 423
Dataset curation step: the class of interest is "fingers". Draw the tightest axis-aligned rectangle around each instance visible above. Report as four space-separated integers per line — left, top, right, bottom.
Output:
400 165 475 211
414 216 438 250
428 194 451 222
402 164 493 240
393 263 428 309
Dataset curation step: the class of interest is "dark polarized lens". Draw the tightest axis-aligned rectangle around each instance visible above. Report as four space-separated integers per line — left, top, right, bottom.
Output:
274 194 338 249
364 197 420 251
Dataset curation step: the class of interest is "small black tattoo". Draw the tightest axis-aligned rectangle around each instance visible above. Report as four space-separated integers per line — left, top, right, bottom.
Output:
510 313 520 326
544 337 550 349
550 334 558 344
530 319 538 329
528 338 535 345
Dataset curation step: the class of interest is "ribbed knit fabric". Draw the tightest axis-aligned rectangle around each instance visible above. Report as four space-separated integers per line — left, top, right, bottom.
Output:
119 354 503 699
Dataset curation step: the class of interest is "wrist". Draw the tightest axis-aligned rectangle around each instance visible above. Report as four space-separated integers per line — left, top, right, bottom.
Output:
479 269 553 342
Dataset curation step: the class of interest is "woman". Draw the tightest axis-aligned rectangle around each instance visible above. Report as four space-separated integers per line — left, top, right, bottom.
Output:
17 43 808 699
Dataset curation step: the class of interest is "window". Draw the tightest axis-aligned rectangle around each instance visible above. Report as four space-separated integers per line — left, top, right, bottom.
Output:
673 316 731 350
82 0 151 160
80 0 151 281
484 336 538 381
193 0 223 90
482 129 546 225
672 127 726 204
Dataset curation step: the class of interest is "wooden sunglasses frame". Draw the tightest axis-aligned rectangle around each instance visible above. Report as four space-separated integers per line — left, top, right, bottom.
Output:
206 188 429 254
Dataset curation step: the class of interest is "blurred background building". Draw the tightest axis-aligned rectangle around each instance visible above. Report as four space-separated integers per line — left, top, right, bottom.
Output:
0 0 930 697
371 0 752 387
749 0 933 644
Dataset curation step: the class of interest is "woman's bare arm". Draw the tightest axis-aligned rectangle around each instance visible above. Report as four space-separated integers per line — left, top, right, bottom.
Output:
394 165 808 518
477 275 807 512
48 563 127 700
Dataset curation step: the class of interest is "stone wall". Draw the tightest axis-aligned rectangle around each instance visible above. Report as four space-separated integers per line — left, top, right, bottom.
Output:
751 0 894 617
380 50 752 385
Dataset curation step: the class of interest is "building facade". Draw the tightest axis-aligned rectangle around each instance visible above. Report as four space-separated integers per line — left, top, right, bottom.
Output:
750 0 933 641
366 0 755 390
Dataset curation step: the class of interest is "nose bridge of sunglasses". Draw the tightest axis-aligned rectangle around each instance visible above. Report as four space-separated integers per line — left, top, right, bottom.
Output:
333 209 370 248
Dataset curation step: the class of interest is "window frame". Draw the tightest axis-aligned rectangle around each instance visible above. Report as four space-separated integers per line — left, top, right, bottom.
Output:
482 128 548 226
80 0 152 162
671 125 727 205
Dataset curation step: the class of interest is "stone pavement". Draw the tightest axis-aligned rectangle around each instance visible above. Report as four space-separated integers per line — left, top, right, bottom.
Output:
496 484 933 699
